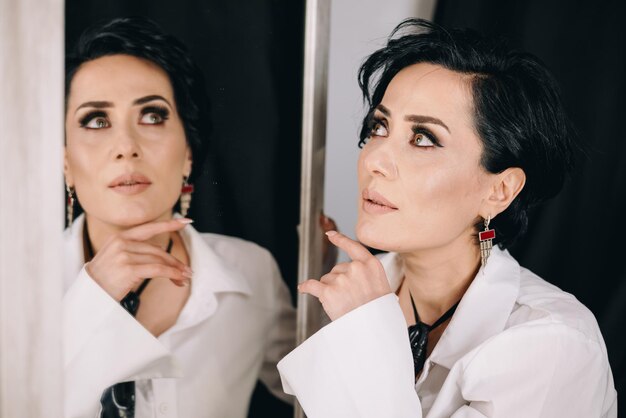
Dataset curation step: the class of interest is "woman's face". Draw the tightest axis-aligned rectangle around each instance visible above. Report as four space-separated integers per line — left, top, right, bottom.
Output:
65 54 191 228
356 62 495 254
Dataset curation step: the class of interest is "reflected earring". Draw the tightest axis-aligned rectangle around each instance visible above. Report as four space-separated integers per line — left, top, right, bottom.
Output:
66 185 75 227
479 215 495 267
180 176 194 217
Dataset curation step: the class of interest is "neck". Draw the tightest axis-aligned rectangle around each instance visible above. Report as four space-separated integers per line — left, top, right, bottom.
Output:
400 233 480 325
85 211 173 255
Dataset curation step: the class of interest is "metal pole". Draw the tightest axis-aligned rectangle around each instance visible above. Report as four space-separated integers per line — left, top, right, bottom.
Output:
295 0 330 416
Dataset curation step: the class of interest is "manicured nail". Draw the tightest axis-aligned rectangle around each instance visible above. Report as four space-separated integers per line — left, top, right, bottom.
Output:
325 230 338 237
177 218 194 224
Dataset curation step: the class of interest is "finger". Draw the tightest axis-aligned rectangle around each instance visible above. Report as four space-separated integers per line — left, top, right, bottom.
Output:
319 272 337 284
122 241 192 273
121 218 193 242
326 218 337 232
325 231 371 262
130 264 190 283
319 213 338 232
127 254 192 276
298 279 326 299
330 262 350 274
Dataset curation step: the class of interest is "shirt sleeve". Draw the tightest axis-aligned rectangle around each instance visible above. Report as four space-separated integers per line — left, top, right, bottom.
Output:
63 267 181 418
277 293 422 418
257 253 297 404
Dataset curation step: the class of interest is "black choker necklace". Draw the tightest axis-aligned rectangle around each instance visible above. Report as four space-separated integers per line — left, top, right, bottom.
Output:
408 293 459 377
120 238 174 316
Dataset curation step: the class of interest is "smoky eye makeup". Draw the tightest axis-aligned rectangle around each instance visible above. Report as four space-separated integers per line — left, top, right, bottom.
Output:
79 110 108 129
365 112 389 135
411 124 444 148
140 105 170 124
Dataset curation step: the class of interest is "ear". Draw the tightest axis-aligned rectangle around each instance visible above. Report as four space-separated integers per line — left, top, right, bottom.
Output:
480 167 526 219
183 147 193 178
64 148 74 186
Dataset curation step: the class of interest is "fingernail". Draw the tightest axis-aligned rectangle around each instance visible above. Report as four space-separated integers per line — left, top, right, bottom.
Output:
177 218 194 224
182 270 193 279
184 267 194 276
325 230 338 237
182 279 190 287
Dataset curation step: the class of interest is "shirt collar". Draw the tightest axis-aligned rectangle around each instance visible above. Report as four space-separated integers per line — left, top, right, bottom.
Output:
64 214 253 332
171 215 252 333
379 247 520 370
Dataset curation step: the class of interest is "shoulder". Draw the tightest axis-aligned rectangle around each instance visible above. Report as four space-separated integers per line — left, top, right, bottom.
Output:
195 232 284 303
507 265 604 345
199 232 275 266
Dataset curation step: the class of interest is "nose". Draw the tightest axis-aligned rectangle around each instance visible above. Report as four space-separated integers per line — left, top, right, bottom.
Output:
362 140 398 180
113 128 142 161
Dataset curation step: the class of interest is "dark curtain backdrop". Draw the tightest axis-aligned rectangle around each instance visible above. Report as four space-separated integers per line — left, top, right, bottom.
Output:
65 1 304 416
435 0 626 412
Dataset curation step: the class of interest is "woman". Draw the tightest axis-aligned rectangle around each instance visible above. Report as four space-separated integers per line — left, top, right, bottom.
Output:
278 19 617 417
63 17 295 417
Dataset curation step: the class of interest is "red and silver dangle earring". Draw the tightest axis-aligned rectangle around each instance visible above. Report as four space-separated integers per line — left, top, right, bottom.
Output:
180 176 194 217
479 215 495 267
66 185 75 228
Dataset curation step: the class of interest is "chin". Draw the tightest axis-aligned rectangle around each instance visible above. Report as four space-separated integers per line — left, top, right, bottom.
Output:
94 203 171 228
356 221 393 252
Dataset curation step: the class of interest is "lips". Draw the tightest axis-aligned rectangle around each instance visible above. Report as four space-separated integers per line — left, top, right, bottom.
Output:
108 173 152 195
362 189 398 210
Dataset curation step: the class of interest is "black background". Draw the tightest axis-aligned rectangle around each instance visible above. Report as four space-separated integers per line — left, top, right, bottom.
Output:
67 0 625 416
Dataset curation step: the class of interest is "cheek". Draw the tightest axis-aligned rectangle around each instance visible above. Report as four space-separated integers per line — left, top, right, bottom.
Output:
358 160 486 252
405 160 483 219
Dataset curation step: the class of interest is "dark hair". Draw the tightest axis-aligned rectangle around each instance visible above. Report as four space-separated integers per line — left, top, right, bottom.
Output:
358 19 575 248
65 16 210 183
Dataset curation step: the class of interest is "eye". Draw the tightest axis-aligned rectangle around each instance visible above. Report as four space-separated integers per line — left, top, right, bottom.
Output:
139 106 170 125
79 112 110 130
410 126 442 148
140 112 163 125
412 132 435 147
371 122 388 137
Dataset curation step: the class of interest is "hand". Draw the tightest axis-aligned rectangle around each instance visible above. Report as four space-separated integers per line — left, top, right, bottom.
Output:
299 231 391 321
85 219 194 301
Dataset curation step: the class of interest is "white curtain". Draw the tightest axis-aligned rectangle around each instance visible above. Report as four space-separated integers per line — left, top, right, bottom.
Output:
0 0 64 416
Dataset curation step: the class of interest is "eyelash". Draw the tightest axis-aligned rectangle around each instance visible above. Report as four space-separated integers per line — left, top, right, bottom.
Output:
79 111 107 129
78 106 170 129
367 116 388 138
364 115 443 148
140 106 170 124
411 126 442 148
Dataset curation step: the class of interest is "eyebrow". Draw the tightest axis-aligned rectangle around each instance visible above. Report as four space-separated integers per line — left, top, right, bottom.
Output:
375 104 451 134
74 101 113 114
133 95 172 107
74 95 172 115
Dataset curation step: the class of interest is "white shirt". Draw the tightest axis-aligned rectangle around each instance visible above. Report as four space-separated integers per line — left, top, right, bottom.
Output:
64 214 295 418
278 247 617 418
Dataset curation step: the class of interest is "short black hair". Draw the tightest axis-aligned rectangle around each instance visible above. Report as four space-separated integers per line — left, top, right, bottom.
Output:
65 16 210 183
358 19 575 248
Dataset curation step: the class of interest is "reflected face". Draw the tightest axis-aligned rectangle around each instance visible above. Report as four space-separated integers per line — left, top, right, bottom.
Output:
65 54 191 227
356 63 493 253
